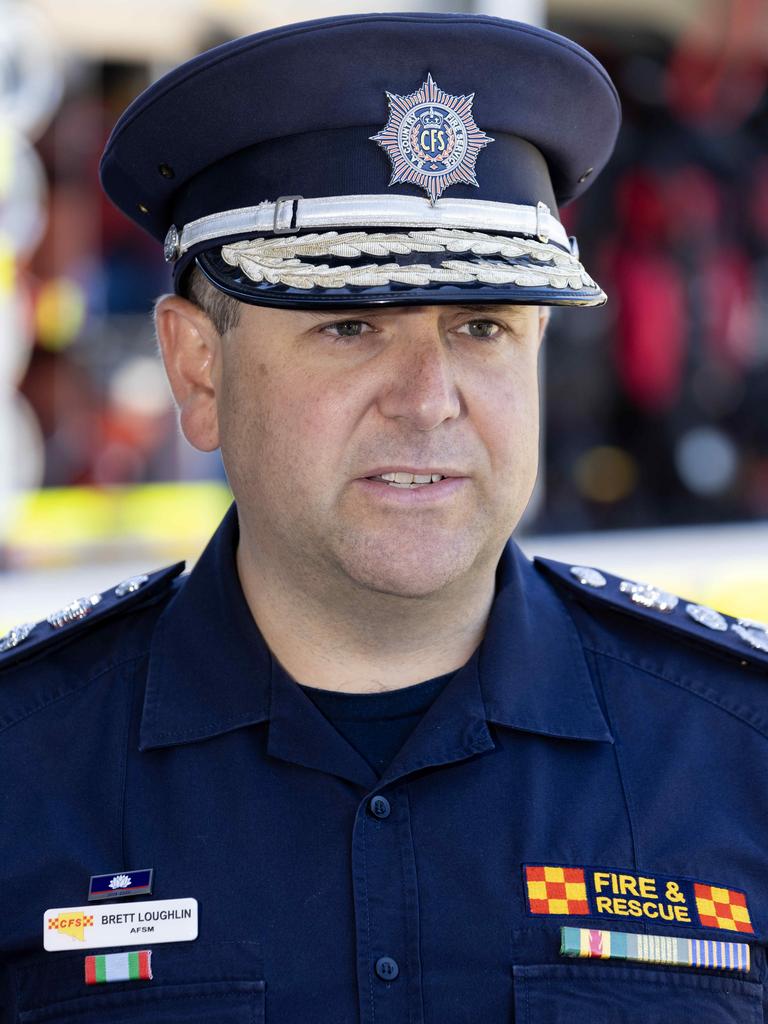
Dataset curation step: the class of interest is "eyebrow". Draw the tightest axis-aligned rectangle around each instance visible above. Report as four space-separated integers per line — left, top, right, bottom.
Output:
302 308 379 320
450 304 531 317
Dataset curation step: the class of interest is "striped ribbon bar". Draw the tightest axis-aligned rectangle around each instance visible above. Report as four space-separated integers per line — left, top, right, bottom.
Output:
84 950 152 984
560 927 750 973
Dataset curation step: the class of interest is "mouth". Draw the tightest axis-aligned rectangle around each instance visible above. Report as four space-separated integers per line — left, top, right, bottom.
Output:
354 468 468 505
366 471 450 489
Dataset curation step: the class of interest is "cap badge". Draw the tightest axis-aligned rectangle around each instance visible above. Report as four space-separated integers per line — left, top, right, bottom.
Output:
370 74 494 204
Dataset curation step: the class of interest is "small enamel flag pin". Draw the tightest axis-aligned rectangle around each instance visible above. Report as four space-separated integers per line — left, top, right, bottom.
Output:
85 950 152 984
88 869 153 901
370 74 494 204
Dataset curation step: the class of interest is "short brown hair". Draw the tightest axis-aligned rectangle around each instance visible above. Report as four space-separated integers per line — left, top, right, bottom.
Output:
180 263 243 335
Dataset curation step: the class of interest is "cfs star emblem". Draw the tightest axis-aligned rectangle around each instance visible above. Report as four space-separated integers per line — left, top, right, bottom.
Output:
370 74 494 204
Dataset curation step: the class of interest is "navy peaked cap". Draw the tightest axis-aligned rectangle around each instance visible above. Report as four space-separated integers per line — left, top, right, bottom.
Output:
100 12 621 309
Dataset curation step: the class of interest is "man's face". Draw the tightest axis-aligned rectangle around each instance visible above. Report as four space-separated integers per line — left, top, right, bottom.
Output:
214 302 546 598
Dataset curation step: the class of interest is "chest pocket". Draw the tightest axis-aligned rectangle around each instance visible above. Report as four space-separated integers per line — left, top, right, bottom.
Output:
513 964 763 1024
12 942 264 1024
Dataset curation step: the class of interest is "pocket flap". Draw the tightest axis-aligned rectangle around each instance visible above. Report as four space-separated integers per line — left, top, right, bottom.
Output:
513 963 763 1023
12 941 264 1022
19 979 265 1024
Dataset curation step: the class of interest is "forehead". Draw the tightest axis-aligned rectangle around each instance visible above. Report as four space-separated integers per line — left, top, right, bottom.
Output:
238 302 543 328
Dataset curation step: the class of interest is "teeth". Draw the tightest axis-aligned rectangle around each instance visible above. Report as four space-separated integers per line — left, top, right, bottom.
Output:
377 471 445 484
370 471 447 488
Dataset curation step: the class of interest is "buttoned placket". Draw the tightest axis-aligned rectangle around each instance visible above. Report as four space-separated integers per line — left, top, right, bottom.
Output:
267 652 494 1024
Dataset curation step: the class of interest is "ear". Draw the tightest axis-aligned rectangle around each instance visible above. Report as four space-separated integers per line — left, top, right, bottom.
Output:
154 294 222 452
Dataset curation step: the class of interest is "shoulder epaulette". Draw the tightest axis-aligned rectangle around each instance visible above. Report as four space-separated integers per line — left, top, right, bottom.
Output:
534 557 768 671
0 562 185 671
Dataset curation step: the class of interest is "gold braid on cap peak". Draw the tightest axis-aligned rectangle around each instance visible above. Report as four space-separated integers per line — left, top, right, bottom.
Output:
220 228 598 293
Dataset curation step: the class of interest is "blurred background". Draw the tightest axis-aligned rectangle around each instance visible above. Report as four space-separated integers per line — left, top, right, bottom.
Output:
0 0 766 626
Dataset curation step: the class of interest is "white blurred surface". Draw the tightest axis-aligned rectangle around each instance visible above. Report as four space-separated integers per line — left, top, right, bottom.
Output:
1 521 765 631
0 559 176 631
518 521 768 586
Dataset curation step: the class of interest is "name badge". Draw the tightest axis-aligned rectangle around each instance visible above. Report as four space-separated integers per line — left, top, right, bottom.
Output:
44 897 197 951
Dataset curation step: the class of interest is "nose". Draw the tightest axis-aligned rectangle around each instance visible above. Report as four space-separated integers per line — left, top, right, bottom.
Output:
376 331 462 430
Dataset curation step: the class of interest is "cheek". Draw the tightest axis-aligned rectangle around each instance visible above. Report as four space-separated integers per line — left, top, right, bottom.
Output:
471 362 540 473
216 360 281 495
219 359 355 489
285 363 373 454
219 363 262 450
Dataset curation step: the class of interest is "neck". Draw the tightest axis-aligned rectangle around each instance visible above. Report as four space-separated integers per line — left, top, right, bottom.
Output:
235 528 497 694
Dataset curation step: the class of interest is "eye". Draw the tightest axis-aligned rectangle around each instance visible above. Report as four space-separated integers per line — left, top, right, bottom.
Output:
321 319 372 339
457 319 501 339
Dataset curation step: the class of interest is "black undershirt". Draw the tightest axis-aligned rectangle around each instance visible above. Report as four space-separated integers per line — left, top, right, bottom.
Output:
298 671 456 776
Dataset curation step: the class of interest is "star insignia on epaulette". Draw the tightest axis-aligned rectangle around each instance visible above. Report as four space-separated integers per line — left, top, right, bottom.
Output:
0 622 36 653
537 557 768 668
0 566 184 665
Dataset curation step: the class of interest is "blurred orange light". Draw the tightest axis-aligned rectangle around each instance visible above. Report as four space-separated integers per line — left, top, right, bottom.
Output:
574 446 639 504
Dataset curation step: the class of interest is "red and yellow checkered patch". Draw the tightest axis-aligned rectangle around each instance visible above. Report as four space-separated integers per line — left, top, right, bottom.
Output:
525 865 589 916
694 883 754 934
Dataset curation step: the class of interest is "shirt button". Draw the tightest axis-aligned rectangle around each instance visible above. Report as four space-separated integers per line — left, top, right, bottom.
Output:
369 795 391 819
375 956 399 981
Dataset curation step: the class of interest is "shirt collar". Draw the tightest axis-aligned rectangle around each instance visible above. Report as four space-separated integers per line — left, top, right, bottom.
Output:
140 504 612 752
479 542 613 743
140 504 270 751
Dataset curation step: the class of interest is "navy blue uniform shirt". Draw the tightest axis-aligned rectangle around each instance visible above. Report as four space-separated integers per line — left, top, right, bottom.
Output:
2 503 768 1022
298 673 455 777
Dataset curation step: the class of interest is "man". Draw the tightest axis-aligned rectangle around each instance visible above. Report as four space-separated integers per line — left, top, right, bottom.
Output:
2 12 767 1024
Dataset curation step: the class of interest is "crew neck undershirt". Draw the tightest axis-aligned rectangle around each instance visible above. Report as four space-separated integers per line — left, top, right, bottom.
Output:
298 671 456 776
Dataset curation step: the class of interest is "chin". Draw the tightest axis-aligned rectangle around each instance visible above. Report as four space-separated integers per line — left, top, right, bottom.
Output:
353 569 461 599
335 531 485 599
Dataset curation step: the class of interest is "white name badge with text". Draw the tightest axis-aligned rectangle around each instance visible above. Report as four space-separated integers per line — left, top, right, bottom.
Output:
44 897 198 951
